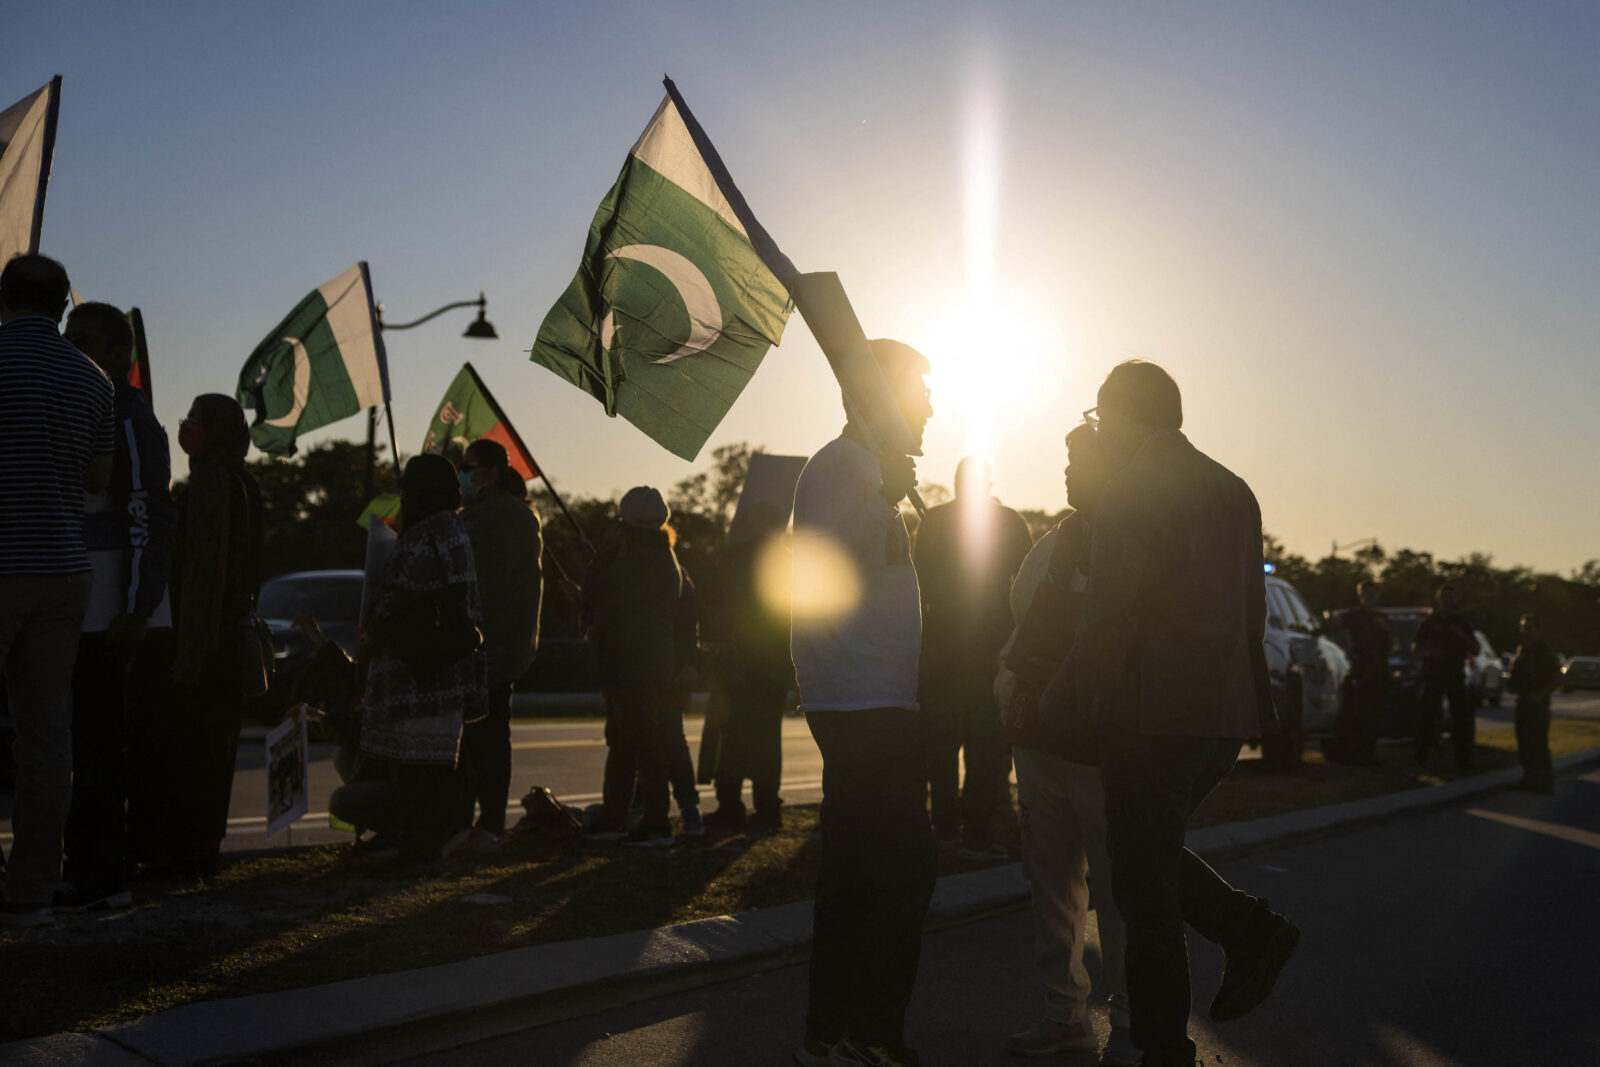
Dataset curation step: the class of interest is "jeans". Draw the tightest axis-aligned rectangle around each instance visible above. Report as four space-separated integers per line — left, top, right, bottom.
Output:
806 708 936 1050
601 688 670 832
1100 729 1263 1066
64 633 134 895
1417 664 1474 764
923 666 1007 844
1014 746 1128 1027
1514 695 1553 790
459 681 513 831
0 572 92 905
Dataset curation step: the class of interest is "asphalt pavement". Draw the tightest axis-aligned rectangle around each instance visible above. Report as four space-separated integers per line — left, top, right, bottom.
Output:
380 762 1600 1067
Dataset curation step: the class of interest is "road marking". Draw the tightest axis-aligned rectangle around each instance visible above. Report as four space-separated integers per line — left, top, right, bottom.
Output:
1579 770 1600 784
1466 808 1600 850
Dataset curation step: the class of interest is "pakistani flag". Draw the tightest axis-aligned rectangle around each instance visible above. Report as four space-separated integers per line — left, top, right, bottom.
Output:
236 262 391 455
423 362 540 480
531 78 797 461
0 76 62 265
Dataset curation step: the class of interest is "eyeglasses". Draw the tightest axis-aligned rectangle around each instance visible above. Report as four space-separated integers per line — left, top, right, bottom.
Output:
1081 407 1099 430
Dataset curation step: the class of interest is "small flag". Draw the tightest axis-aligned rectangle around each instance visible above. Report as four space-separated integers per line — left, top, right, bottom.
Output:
0 75 62 264
530 78 796 461
422 363 539 480
236 263 390 456
126 307 153 403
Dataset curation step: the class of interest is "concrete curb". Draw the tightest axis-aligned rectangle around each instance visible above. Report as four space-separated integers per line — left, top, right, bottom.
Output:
8 745 1598 1066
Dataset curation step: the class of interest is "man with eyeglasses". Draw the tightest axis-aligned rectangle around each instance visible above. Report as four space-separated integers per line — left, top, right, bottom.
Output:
1074 360 1298 1067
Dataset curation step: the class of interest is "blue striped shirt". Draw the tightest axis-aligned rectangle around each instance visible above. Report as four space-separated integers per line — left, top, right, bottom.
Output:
0 315 116 575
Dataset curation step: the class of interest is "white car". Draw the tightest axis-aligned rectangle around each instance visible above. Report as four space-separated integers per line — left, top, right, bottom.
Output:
1466 631 1503 708
1259 573 1351 766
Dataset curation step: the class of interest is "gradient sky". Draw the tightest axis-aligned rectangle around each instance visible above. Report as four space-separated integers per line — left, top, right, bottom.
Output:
10 1 1598 571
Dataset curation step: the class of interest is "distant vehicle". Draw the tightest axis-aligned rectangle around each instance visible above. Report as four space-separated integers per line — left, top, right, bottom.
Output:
255 569 366 719
1258 573 1351 766
1379 608 1431 735
1467 631 1504 708
1562 656 1600 692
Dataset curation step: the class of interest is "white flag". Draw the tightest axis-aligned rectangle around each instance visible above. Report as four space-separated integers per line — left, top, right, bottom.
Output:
0 76 62 266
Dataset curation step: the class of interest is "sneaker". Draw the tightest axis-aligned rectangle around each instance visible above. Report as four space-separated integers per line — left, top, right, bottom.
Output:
52 885 133 915
1099 1024 1140 1066
830 1038 920 1066
794 1035 836 1066
0 903 57 929
958 840 1009 862
679 806 705 838
620 827 675 848
1003 1018 1097 1057
1210 902 1301 1022
703 803 748 830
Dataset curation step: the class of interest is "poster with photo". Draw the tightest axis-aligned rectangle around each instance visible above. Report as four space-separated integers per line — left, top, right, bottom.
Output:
266 707 310 840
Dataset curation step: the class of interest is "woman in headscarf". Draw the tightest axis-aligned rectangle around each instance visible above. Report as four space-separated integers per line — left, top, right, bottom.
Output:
353 452 486 863
139 394 261 875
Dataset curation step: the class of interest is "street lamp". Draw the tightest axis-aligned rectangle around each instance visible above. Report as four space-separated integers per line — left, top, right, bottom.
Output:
363 293 499 497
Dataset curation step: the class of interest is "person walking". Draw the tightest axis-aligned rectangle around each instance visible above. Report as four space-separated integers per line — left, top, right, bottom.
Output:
1322 580 1391 766
1412 584 1480 769
456 439 542 835
585 487 683 847
791 339 936 1067
0 255 115 928
152 394 262 876
1075 360 1299 1067
997 423 1138 1065
58 302 176 912
913 456 1033 859
1507 613 1562 794
356 453 487 865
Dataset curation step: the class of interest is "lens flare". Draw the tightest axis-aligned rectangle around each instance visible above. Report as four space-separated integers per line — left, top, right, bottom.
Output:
776 529 862 626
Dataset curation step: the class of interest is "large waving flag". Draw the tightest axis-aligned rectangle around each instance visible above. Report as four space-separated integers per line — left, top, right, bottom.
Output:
423 362 540 479
236 263 391 455
530 78 796 461
0 76 62 265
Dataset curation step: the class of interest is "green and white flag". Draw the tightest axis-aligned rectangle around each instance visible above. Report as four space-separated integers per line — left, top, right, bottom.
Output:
236 262 391 455
531 78 796 461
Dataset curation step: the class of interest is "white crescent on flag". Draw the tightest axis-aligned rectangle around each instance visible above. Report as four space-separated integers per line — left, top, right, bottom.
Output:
598 244 723 365
264 337 312 427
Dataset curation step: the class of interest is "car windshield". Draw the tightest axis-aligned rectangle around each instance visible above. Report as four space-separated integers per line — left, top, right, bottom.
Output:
257 576 364 626
1387 614 1426 657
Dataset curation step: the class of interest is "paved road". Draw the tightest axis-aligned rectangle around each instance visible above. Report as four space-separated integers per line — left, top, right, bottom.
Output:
385 763 1600 1066
3 692 1596 851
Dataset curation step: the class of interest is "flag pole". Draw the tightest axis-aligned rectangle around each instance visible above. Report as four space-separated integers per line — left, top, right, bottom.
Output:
464 362 595 555
383 403 402 483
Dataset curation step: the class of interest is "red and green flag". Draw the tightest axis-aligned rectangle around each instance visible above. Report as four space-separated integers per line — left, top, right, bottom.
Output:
126 307 152 402
422 362 538 480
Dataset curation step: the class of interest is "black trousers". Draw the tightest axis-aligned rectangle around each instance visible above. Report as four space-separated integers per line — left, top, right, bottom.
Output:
806 708 936 1050
662 692 700 811
63 634 133 894
714 675 787 813
1101 729 1263 1066
1327 674 1385 762
1514 695 1553 790
1417 664 1474 764
331 763 459 860
923 668 1006 843
459 681 513 832
601 688 670 833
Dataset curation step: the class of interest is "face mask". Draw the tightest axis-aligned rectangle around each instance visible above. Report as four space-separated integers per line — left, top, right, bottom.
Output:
459 470 481 498
178 420 206 456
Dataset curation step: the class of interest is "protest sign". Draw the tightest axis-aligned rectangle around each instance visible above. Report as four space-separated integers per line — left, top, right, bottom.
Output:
726 452 807 545
265 708 310 840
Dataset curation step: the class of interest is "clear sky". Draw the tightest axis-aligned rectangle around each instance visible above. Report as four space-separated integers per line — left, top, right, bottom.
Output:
11 1 1598 571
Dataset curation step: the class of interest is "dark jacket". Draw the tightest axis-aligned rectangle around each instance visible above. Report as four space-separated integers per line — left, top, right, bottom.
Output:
1508 639 1562 701
710 533 792 687
1340 607 1392 680
460 490 543 687
585 527 682 691
914 496 1034 669
1414 611 1477 668
1076 430 1273 739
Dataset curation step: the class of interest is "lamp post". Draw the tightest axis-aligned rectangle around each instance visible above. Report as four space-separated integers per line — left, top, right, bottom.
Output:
1331 537 1379 558
365 293 499 498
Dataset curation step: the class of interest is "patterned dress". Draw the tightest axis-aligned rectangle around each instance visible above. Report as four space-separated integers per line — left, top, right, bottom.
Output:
360 511 487 765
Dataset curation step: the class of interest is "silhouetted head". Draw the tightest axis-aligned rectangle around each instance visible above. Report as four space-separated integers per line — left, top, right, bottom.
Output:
1435 584 1458 613
1357 580 1381 611
401 452 461 530
179 394 250 469
954 456 991 501
0 254 71 324
619 485 670 530
863 338 933 452
1519 613 1541 640
64 302 134 378
460 438 509 502
1094 359 1182 468
1064 422 1112 515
